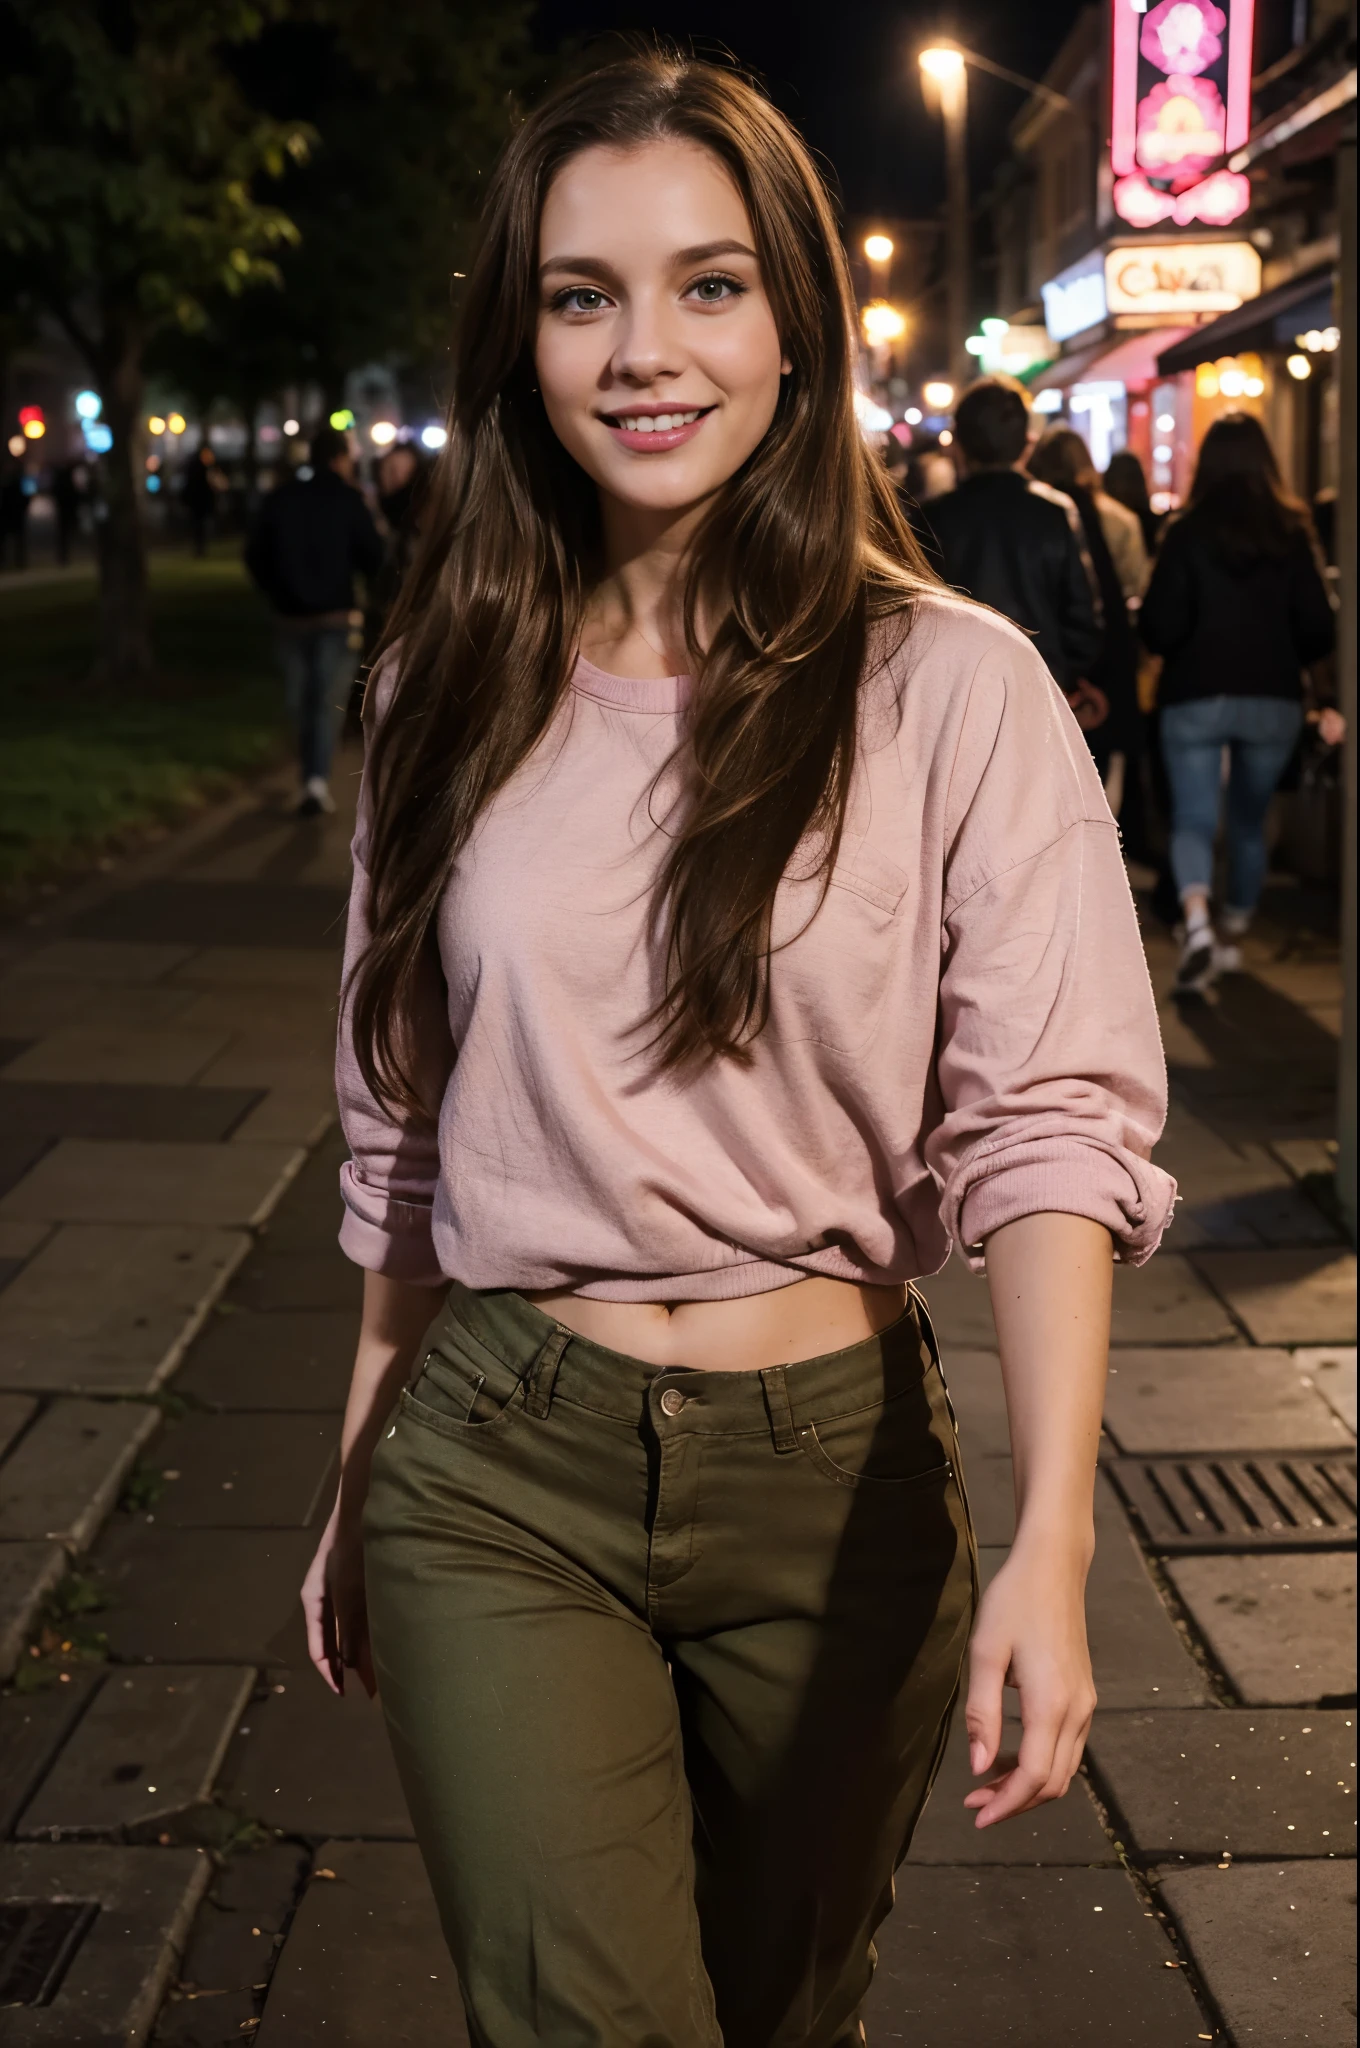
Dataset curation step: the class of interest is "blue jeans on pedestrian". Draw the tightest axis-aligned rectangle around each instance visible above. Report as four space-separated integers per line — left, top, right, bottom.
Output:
275 626 358 784
1160 695 1303 916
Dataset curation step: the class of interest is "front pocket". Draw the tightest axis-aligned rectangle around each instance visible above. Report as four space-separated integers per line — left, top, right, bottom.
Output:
793 1374 954 1491
797 1421 953 1490
403 1339 527 1438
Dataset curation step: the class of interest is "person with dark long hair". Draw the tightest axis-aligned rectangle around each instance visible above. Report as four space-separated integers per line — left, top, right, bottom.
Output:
1141 410 1335 993
301 52 1174 2044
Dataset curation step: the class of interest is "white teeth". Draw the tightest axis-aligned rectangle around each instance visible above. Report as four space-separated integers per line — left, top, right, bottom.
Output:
614 410 702 433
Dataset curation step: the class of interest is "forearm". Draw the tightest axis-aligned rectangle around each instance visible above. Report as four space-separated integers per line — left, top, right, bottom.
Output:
984 1211 1113 1558
336 1268 446 1530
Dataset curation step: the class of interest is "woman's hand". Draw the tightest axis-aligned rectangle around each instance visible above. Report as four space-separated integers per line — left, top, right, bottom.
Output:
302 1495 375 1698
962 1535 1097 1827
299 1268 446 1698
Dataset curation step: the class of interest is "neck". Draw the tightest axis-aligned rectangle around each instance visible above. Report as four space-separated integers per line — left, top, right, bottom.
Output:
583 491 715 680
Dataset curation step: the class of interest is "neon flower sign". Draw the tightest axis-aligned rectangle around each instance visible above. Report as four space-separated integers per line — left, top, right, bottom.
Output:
1111 0 1254 228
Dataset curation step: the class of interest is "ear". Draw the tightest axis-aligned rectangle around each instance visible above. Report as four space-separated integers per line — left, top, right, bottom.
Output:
780 354 793 377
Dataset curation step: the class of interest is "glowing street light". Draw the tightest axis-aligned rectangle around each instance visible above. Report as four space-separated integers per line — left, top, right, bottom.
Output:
919 47 969 384
74 390 102 420
863 233 894 266
148 416 167 436
919 45 965 83
21 418 46 440
922 379 955 412
861 301 908 348
420 424 448 450
166 413 186 434
283 419 300 435
1286 354 1312 380
369 420 399 446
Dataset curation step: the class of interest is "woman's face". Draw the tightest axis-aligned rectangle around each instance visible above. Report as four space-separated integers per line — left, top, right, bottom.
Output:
534 138 790 519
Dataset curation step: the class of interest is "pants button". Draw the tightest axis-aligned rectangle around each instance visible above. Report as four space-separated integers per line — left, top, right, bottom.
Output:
659 1387 688 1417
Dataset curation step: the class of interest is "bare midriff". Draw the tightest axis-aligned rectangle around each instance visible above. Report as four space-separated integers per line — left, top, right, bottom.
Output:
524 1274 908 1373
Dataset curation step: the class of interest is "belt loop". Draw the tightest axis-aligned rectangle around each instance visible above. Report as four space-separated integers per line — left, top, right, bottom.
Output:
523 1325 571 1419
760 1363 799 1453
907 1284 940 1372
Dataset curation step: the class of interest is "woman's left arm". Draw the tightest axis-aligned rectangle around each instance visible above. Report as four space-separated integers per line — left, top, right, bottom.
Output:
964 1210 1112 1825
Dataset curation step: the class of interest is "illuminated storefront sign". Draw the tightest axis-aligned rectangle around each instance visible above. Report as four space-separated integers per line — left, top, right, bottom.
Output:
1110 0 1255 228
1041 249 1108 343
1104 239 1261 315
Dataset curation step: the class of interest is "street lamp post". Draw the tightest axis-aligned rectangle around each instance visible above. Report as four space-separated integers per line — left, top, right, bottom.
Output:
919 46 969 391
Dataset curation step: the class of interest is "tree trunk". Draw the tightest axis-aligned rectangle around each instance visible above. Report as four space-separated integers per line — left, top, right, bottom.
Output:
95 314 153 686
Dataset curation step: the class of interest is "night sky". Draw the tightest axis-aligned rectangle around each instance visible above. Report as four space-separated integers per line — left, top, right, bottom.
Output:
533 1 1089 220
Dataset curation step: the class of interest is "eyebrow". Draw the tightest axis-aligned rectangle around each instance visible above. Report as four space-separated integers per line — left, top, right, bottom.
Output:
538 238 758 281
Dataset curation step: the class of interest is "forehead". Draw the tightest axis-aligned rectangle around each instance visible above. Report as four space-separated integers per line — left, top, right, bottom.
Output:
539 138 752 258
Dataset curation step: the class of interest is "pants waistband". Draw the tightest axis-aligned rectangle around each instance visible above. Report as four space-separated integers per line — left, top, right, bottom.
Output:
432 1280 940 1440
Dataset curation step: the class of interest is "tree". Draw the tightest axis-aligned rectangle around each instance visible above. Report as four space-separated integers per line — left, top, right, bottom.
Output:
0 2 309 682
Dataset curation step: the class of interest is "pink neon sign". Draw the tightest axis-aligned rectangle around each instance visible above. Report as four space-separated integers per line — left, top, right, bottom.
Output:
1111 0 1255 228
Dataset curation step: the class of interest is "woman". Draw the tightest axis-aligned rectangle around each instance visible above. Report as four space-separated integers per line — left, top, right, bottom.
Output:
1103 447 1162 559
304 52 1174 2045
1141 411 1335 993
1028 425 1144 811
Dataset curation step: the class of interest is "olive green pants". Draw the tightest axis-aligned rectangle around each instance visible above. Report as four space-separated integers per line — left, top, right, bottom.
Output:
364 1284 977 2048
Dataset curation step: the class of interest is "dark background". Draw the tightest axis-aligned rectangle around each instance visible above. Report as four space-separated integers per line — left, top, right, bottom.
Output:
534 1 1089 219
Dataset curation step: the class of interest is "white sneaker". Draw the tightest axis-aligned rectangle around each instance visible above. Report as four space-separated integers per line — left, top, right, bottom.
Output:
296 776 336 817
1175 922 1216 994
1212 940 1243 974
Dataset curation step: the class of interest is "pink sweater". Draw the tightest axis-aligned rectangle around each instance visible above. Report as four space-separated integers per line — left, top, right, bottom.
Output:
336 594 1175 1299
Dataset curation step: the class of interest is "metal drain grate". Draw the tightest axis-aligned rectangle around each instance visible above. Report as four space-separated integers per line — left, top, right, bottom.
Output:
1107 1454 1357 1553
0 1901 98 2008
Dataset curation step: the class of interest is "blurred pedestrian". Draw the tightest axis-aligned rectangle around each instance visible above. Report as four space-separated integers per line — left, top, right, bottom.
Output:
1140 411 1337 993
1103 449 1163 557
245 423 383 815
1 458 33 571
1028 426 1144 809
182 446 222 557
51 460 86 565
924 379 1102 706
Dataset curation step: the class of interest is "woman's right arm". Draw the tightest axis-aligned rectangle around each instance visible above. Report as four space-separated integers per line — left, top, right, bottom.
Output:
303 1270 447 1695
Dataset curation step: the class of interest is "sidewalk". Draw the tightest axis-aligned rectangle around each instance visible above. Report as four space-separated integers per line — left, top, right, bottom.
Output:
0 759 1353 2047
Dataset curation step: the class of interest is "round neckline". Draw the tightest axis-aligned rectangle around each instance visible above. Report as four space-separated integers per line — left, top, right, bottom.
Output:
572 654 693 714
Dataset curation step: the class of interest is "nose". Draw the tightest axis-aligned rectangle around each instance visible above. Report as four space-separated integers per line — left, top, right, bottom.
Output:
606 290 684 389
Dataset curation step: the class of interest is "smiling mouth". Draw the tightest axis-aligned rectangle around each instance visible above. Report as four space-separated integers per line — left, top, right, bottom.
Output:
600 406 715 434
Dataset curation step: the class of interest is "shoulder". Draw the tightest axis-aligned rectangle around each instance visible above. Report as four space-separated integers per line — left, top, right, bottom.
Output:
1024 478 1080 530
871 586 1076 739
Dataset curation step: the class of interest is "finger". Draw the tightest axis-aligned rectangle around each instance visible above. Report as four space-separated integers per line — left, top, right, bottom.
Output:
973 1707 1063 1826
302 1580 342 1697
963 1648 1007 1779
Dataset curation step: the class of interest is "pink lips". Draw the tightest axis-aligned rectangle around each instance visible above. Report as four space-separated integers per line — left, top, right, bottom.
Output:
599 406 714 453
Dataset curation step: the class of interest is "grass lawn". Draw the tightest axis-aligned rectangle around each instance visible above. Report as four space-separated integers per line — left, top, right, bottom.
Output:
0 550 288 890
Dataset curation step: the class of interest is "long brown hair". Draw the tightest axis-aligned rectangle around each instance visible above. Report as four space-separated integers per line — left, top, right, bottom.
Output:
352 48 933 1113
1187 410 1311 568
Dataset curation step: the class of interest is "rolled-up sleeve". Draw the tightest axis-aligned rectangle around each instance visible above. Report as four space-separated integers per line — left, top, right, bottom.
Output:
926 645 1176 1269
335 680 455 1284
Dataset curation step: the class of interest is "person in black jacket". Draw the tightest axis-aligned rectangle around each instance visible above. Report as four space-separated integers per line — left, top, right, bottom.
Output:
1141 411 1337 993
246 424 384 815
923 379 1102 699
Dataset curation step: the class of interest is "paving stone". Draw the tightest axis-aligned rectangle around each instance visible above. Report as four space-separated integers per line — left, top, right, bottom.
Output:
0 1139 303 1230
1273 1138 1338 1183
1167 1553 1357 1707
255 1841 465 2047
1189 1248 1357 1346
0 1674 100 1835
0 1224 249 1395
230 1242 362 1314
0 1133 53 1202
148 1414 337 1529
0 1080 261 1145
0 1398 160 1549
1102 1347 1354 1454
1086 1709 1355 1860
19 1666 254 1839
0 1220 52 1262
0 1541 67 1681
1110 1254 1237 1346
10 940 194 985
220 1675 413 1838
176 1309 354 1412
1 1028 233 1088
0 1036 33 1070
0 1257 25 1295
938 1349 1010 1456
916 1259 996 1348
906 1711 1117 1866
169 947 343 993
0 980 199 1040
227 1089 335 1149
864 1866 1206 2044
93 1525 317 1667
194 1043 333 1097
1293 1346 1357 1433
174 988 336 1042
0 1842 210 2046
0 1391 38 1458
152 1843 308 2048
71 881 349 951
959 1453 1015 1545
1158 1860 1356 2048
1158 1119 1339 1250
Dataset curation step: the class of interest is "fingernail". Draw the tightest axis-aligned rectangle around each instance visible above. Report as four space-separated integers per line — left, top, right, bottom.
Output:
970 1741 987 1774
